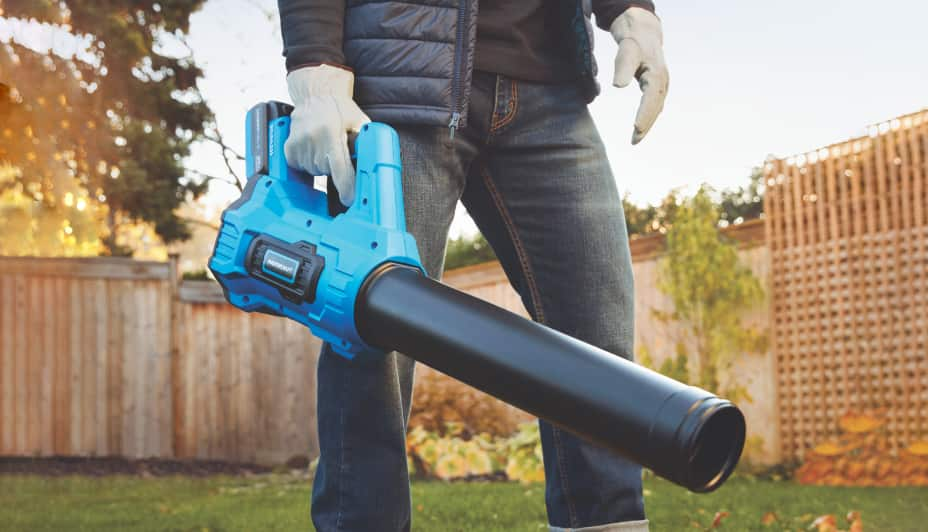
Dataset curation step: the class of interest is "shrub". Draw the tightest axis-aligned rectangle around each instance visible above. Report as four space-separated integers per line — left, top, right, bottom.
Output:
410 366 532 437
407 422 544 484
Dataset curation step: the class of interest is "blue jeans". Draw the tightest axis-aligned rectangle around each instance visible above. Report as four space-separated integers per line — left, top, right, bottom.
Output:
312 71 645 531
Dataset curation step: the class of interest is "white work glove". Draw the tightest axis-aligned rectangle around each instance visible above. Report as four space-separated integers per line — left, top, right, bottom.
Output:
285 64 370 206
610 7 669 144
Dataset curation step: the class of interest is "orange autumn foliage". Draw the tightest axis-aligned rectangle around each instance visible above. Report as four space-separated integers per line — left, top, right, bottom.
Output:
796 411 928 487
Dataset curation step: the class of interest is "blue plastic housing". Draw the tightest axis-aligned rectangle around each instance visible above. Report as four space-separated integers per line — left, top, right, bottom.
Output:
209 102 424 359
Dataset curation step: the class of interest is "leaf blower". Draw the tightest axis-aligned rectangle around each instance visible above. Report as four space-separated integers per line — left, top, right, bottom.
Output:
208 101 746 493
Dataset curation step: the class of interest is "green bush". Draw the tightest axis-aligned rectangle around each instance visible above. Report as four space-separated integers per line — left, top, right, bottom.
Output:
407 422 544 484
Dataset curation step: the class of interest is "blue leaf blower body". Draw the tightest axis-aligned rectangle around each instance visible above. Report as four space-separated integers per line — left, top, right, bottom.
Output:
209 101 424 359
208 101 747 494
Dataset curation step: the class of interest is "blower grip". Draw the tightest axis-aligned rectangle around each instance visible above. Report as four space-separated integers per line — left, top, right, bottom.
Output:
323 131 361 217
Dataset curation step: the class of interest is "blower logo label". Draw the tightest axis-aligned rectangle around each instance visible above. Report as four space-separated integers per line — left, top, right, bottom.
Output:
262 249 299 284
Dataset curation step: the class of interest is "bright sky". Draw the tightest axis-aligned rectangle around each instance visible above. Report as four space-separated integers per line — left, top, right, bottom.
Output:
186 0 928 236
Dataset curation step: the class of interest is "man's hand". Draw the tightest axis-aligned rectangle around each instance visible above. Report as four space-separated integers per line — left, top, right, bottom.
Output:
610 7 669 144
285 64 370 206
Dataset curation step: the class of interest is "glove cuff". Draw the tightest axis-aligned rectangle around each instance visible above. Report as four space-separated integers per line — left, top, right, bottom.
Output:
609 6 663 44
287 64 357 105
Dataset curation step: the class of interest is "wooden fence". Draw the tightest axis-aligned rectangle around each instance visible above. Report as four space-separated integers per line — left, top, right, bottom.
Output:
0 256 321 464
0 258 175 459
174 284 320 464
764 109 928 460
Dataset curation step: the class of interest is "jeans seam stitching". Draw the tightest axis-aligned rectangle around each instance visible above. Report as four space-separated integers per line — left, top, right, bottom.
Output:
490 78 519 133
553 426 580 527
479 166 546 323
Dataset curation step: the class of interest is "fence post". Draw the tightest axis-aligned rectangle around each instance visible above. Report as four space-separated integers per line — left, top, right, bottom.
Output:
167 253 181 458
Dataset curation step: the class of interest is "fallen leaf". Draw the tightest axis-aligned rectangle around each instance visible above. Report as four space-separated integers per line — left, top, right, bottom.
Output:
809 514 837 532
812 441 856 457
838 413 883 434
710 511 730 529
761 511 778 525
845 462 866 480
905 441 928 456
847 511 863 532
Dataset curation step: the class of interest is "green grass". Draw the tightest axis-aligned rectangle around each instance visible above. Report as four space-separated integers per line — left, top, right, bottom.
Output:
0 474 925 531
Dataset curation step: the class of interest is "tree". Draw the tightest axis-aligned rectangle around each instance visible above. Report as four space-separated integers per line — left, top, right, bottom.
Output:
444 232 498 270
719 167 764 225
622 189 681 238
0 1 213 255
622 193 658 236
654 187 767 399
623 168 765 240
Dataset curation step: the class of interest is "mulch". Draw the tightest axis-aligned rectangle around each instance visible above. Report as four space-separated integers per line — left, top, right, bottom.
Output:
0 456 274 477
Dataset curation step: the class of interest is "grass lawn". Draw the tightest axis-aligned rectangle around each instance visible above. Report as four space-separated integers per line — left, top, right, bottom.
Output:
0 474 925 531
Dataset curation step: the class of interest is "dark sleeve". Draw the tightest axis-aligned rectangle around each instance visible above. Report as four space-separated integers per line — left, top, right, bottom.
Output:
591 0 656 31
277 0 347 71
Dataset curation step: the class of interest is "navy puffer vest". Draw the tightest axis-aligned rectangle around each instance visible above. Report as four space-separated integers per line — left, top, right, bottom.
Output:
343 0 600 131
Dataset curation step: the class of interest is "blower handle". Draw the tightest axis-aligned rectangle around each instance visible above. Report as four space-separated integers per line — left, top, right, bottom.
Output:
323 131 359 217
245 101 406 232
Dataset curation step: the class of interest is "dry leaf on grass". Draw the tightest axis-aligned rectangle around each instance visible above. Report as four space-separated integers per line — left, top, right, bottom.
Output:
847 511 863 532
709 511 730 529
809 514 837 532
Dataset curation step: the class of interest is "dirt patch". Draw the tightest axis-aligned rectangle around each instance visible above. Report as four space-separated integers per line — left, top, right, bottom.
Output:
0 456 273 477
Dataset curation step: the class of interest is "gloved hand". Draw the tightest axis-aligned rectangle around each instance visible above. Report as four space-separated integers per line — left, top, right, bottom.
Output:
610 7 669 144
285 64 370 206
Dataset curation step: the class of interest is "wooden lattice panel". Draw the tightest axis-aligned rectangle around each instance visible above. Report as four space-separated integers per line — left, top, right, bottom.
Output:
764 110 928 461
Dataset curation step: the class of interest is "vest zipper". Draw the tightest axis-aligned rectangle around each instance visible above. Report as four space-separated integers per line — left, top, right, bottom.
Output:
449 0 468 139
448 112 461 140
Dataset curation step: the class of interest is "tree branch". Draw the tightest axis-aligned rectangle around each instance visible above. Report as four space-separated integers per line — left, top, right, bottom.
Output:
203 126 246 191
188 168 243 193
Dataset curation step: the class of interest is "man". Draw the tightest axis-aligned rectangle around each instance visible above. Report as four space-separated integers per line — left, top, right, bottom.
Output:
276 1 668 530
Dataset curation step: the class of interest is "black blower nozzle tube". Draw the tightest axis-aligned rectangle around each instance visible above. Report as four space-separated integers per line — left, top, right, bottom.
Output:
357 265 746 493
